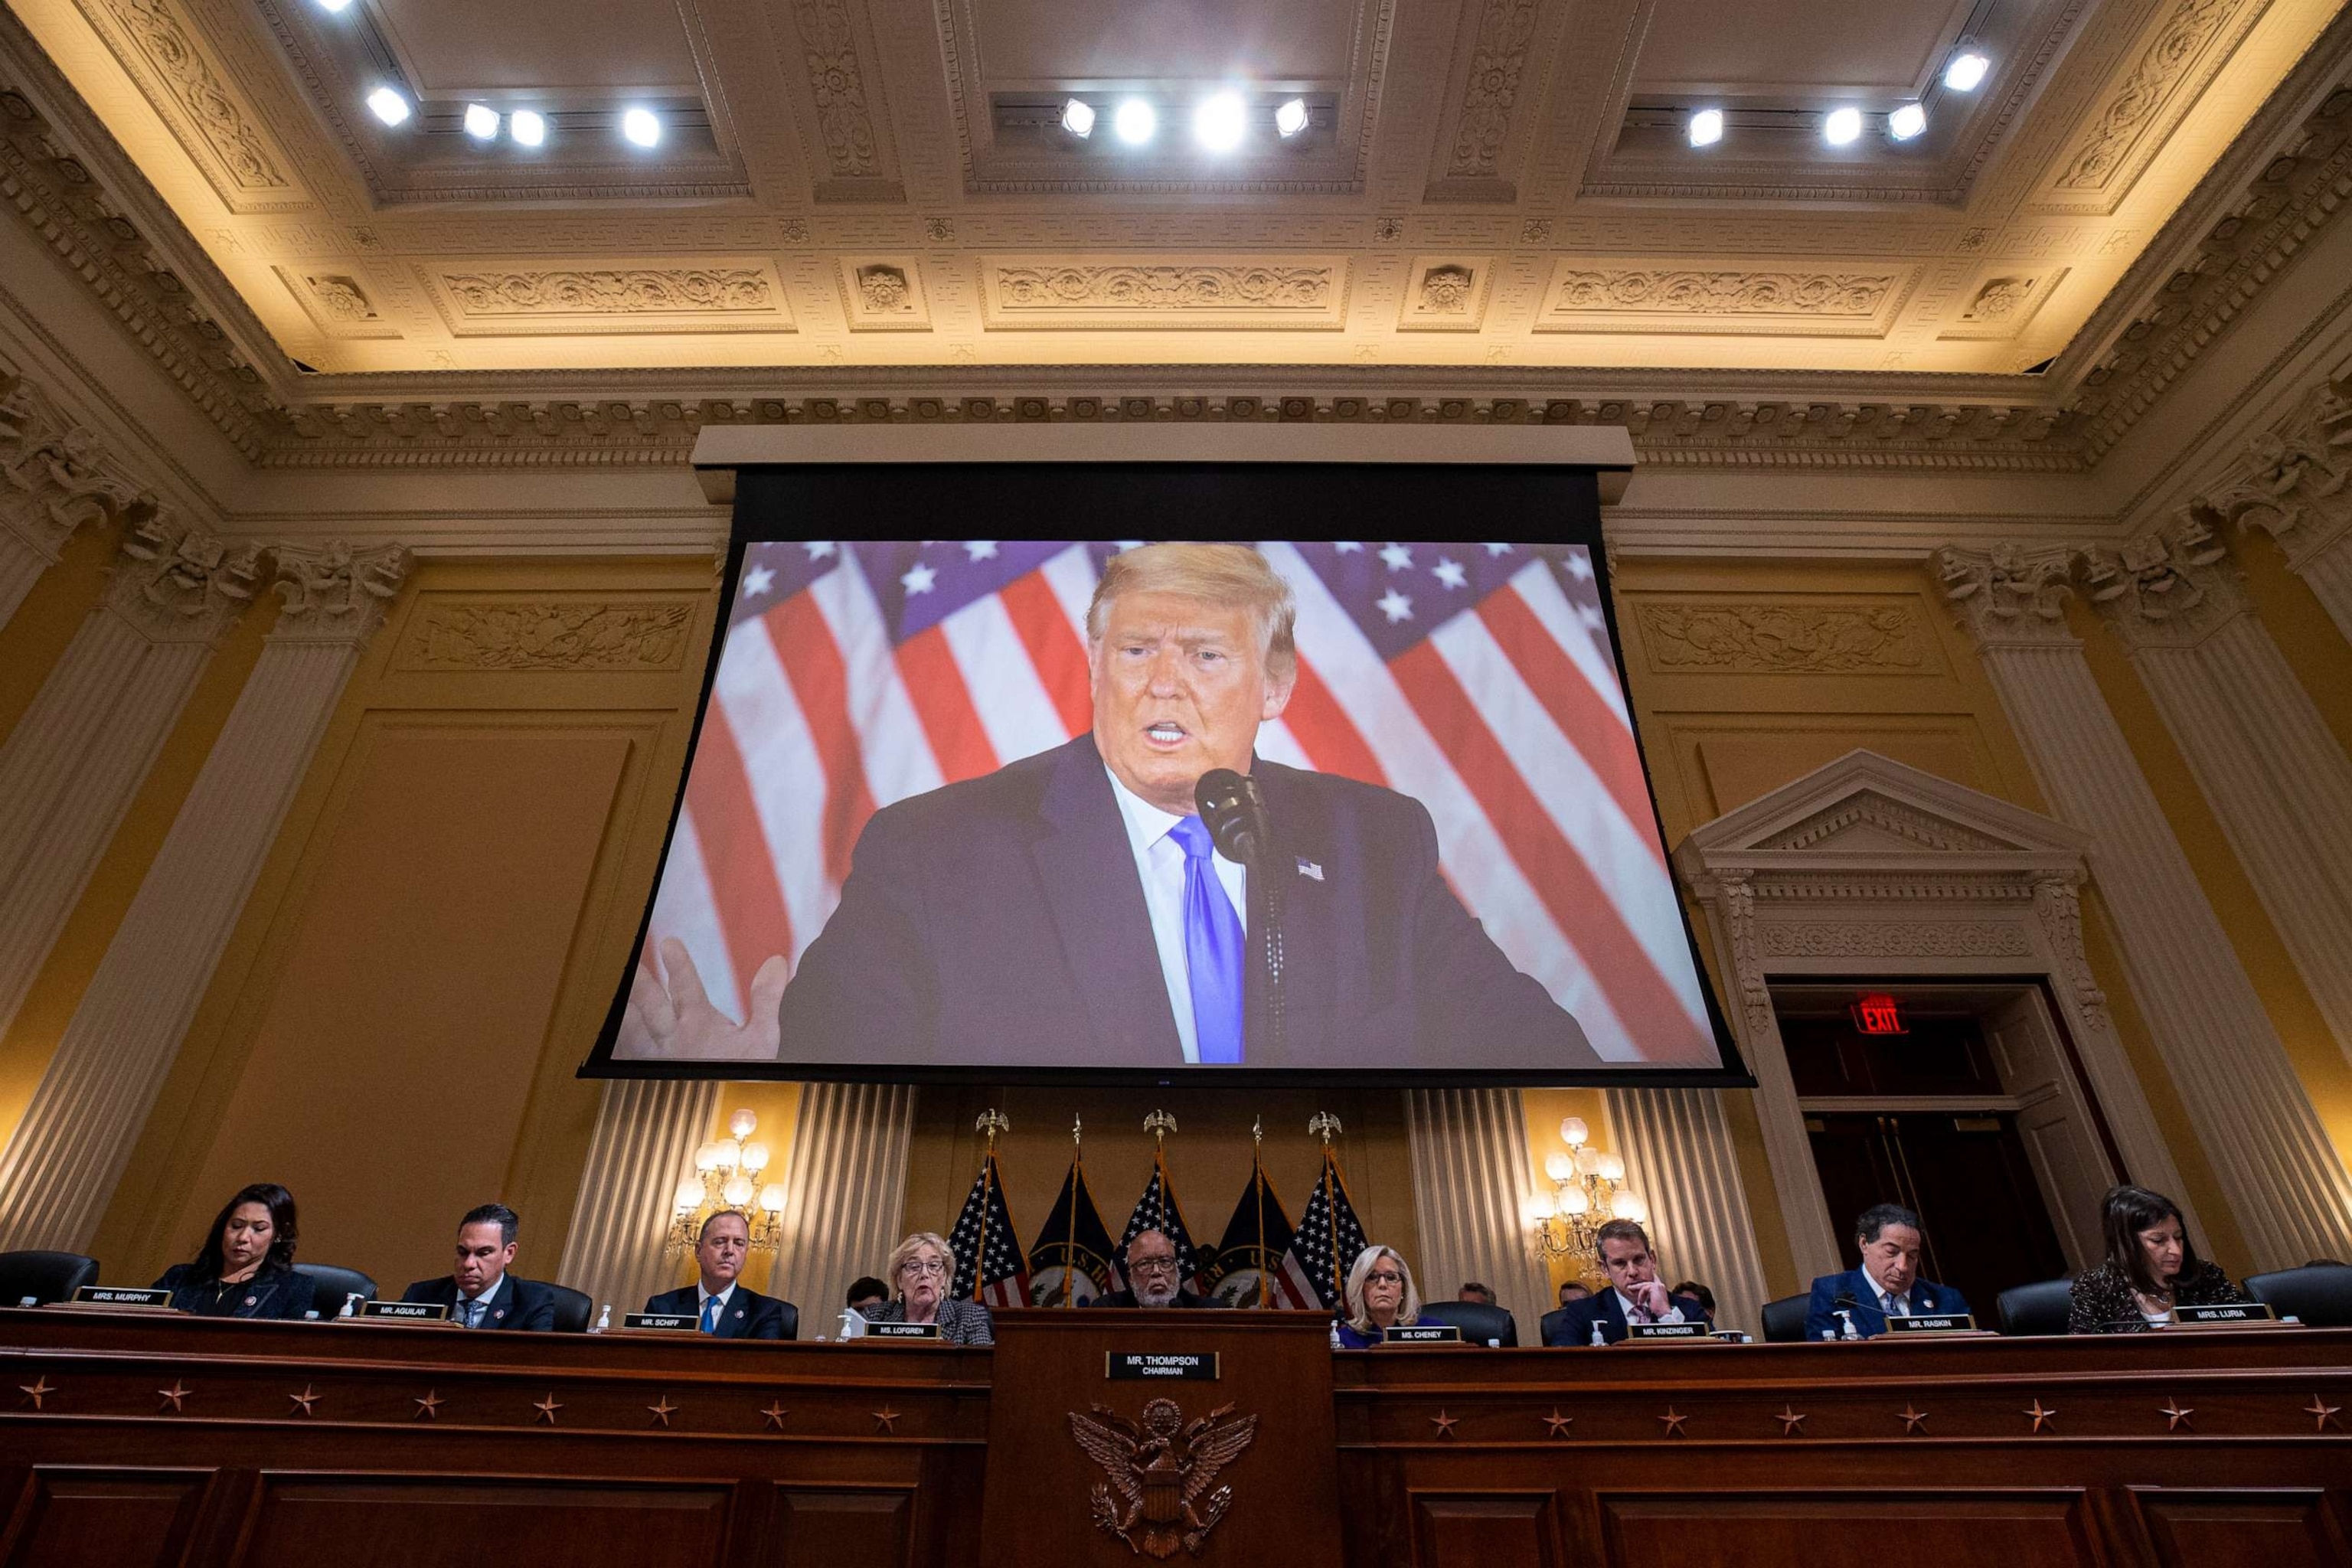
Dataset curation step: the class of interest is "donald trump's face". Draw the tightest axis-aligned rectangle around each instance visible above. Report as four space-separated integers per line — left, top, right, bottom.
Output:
1091 590 1293 818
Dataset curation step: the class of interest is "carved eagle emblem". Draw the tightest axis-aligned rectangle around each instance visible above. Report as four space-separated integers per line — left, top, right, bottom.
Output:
1067 1397 1259 1558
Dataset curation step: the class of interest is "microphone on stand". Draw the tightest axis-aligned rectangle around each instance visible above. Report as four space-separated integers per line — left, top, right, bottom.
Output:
1194 769 1284 1059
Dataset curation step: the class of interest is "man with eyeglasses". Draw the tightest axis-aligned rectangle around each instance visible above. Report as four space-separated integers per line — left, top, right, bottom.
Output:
1086 1229 1225 1308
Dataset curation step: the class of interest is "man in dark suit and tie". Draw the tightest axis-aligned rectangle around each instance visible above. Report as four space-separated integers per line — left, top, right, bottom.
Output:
1544 1220 1710 1345
643 1210 792 1339
400 1203 557 1330
1084 1230 1225 1308
628 543 1597 1070
1802 1203 1971 1340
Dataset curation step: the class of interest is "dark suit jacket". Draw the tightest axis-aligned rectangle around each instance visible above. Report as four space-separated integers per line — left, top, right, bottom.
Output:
1543 1289 1710 1346
1802 1268 1972 1340
776 733 1596 1069
1085 1289 1226 1309
154 1263 311 1320
642 1283 793 1340
400 1274 557 1331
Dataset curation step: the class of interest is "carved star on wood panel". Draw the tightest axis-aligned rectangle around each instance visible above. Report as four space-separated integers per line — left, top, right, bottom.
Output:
2024 1400 2058 1434
2158 1398 2193 1432
1775 1406 1808 1436
1541 1409 1573 1438
412 1390 443 1420
287 1385 320 1416
1429 1411 1458 1438
534 1393 562 1424
647 1395 678 1428
1898 1404 1929 1434
156 1380 191 1413
872 1407 900 1433
2307 1395 2343 1432
17 1377 53 1410
762 1400 789 1431
1656 1408 1688 1437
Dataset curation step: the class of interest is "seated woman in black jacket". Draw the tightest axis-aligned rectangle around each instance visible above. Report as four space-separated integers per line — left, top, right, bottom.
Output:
153 1182 311 1319
2067 1184 2249 1333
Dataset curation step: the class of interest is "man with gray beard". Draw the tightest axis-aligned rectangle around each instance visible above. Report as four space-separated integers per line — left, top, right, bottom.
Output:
1084 1230 1225 1309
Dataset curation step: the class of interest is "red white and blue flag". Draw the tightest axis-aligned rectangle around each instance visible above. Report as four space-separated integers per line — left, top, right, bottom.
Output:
635 540 1713 1064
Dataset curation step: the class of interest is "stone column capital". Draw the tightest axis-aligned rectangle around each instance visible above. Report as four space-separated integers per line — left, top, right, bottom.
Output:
105 512 263 644
1936 542 2082 650
268 541 412 645
1 367 140 564
2080 513 2251 650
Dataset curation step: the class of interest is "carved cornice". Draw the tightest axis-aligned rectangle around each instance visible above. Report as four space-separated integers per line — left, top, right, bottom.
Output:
106 508 260 642
268 540 408 645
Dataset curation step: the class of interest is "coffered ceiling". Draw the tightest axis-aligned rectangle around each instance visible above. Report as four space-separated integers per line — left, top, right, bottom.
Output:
2 0 2349 473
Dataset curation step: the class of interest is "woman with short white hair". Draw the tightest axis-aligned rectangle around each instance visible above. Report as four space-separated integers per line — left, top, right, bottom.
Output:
862 1230 994 1344
1331 1244 1422 1348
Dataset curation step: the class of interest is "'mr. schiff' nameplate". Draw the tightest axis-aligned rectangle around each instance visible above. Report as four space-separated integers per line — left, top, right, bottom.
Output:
622 1312 697 1331
1626 1320 1710 1341
1884 1312 1978 1334
359 1300 447 1322
72 1285 172 1308
1108 1351 1220 1380
867 1321 942 1340
1383 1323 1462 1344
2170 1302 2275 1326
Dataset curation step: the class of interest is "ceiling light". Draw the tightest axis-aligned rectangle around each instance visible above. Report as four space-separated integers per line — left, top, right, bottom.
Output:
1193 92 1246 153
1060 98 1095 138
1888 102 1926 140
1945 51 1990 91
1687 108 1723 147
622 107 661 148
315 0 352 11
1822 106 1862 146
1275 97 1309 139
510 109 547 147
462 103 499 141
365 87 410 127
1112 99 1155 145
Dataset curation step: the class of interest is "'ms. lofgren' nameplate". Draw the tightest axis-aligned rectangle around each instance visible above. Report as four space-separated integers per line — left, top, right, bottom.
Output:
72 1285 173 1308
867 1321 942 1340
359 1300 448 1322
1884 1312 1978 1334
1383 1323 1462 1344
622 1312 697 1331
2170 1302 2276 1326
1626 1320 1710 1341
1108 1351 1220 1380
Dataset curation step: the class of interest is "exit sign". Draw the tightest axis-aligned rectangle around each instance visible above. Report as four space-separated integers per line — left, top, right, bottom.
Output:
1851 994 1907 1035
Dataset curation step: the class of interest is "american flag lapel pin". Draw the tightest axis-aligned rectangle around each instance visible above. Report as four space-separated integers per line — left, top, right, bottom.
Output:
1295 857 1323 881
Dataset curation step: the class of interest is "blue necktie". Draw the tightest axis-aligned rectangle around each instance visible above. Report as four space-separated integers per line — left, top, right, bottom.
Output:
701 1295 719 1333
1168 816 1244 1064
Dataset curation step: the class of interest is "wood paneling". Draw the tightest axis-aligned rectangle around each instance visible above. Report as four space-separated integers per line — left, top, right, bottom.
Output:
2132 1488 2352 1568
0 1468 211 1568
1597 1491 2096 1568
773 1486 913 1568
1413 1492 1557 1568
235 1476 729 1568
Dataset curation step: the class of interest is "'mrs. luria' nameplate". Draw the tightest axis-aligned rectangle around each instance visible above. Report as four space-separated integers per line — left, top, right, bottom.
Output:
1626 1320 1710 1341
1383 1323 1462 1344
622 1312 697 1331
358 1299 447 1322
1884 1312 1978 1334
867 1321 942 1340
1108 1351 1220 1380
73 1285 173 1308
2170 1302 2275 1325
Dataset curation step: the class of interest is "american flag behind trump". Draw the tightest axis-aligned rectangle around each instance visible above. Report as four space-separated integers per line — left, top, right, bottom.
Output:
626 538 1713 1065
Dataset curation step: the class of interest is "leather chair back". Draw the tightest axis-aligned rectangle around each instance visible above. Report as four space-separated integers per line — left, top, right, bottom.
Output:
776 1298 801 1341
0 1250 99 1307
1996 1276 2074 1336
1538 1308 1567 1346
1759 1292 1811 1343
293 1263 378 1318
544 1282 593 1334
2245 1263 2352 1328
1413 1300 1517 1346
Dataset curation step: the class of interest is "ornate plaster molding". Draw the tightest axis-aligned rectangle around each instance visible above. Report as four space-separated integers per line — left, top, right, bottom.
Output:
1541 268 1903 322
1 362 147 560
2200 364 2352 570
791 0 890 188
2080 511 2251 648
979 261 1348 329
268 540 408 644
79 0 302 210
1443 0 1540 179
1936 543 2082 648
1635 601 1932 675
394 597 695 671
107 509 260 642
2043 0 2256 209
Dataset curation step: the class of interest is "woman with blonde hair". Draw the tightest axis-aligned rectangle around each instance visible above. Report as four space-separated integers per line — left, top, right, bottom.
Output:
1331 1244 1422 1348
862 1230 994 1344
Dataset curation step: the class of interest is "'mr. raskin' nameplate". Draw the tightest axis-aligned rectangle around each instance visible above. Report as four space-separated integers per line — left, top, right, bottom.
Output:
622 1312 697 1331
867 1321 942 1340
1884 1313 1978 1334
2170 1302 2276 1326
1108 1351 1220 1380
1383 1323 1462 1344
1625 1320 1710 1341
72 1285 173 1308
359 1299 448 1322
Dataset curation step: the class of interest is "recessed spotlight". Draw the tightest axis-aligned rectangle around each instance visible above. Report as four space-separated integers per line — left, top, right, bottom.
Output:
1060 98 1095 138
1194 92 1246 152
1687 108 1723 147
365 87 410 127
462 103 500 141
315 0 352 11
510 109 547 147
1113 99 1155 145
1888 102 1926 140
1945 51 1990 92
1823 106 1863 146
1275 97 1309 139
622 107 662 148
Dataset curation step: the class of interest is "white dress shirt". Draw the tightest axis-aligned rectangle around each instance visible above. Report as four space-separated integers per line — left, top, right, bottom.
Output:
1862 1266 1912 1316
697 1281 737 1318
1106 766 1248 1066
454 1271 506 1328
1613 1287 1684 1326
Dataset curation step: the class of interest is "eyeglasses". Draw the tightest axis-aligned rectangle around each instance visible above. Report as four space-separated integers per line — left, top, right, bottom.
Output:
1364 1270 1404 1285
1129 1255 1178 1271
901 1258 948 1278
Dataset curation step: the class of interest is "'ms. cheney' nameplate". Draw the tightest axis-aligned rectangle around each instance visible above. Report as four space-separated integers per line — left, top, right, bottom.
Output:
1108 1351 1220 1380
72 1285 173 1308
2171 1302 2276 1326
1884 1312 1978 1334
867 1321 942 1340
1383 1323 1462 1344
359 1299 448 1322
1626 1320 1710 1341
622 1312 697 1331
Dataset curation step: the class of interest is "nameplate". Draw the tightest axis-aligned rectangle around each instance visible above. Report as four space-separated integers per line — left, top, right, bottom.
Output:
1107 1351 1220 1380
2170 1302 2275 1326
359 1300 447 1322
622 1312 697 1332
1383 1324 1462 1344
867 1321 942 1340
1626 1320 1710 1341
1884 1312 1978 1334
73 1285 173 1308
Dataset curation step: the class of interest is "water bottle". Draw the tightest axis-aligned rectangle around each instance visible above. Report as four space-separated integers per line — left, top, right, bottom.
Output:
591 1304 611 1333
1487 1338 1501 1348
303 1310 320 1321
16 1296 35 1309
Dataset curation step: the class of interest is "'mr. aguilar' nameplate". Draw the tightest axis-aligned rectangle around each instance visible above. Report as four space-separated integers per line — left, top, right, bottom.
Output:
1383 1323 1462 1344
1626 1320 1710 1341
622 1312 697 1331
1108 1351 1220 1380
72 1285 173 1308
2170 1302 2277 1326
358 1299 448 1322
1884 1313 1978 1334
867 1321 942 1340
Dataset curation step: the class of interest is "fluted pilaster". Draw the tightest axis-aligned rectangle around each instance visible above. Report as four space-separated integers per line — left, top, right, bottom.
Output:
768 1083 917 1334
1604 1086 1770 1335
557 1078 721 1316
1403 1088 1551 1343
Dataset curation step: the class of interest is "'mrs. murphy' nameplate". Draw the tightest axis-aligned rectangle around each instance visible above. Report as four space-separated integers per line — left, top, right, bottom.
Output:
72 1285 173 1308
1626 1320 1710 1341
1884 1313 1978 1334
1383 1323 1462 1344
622 1312 697 1331
358 1300 448 1322
1108 1351 1220 1380
867 1321 942 1340
2171 1302 2276 1326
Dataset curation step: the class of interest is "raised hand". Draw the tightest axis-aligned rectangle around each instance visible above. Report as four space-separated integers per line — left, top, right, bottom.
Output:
618 937 786 1060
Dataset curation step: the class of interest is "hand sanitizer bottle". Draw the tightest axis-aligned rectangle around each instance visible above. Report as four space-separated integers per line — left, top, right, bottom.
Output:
1837 1309 1859 1341
1589 1320 1607 1347
338 1292 360 1319
592 1304 612 1334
